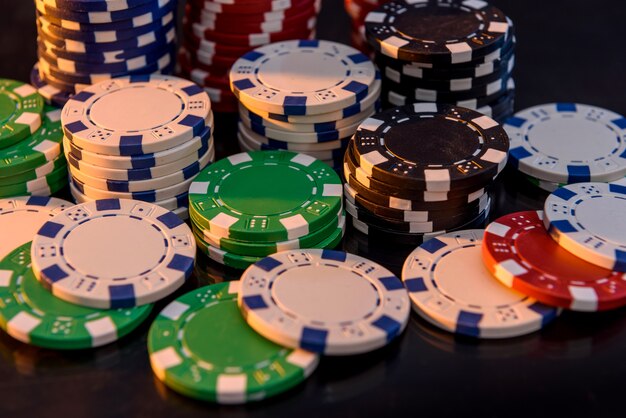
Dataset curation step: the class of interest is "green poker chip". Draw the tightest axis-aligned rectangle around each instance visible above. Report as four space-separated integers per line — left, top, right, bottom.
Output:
148 281 319 404
0 156 66 186
190 207 343 257
0 243 153 350
194 215 346 270
189 151 343 242
0 105 63 177
0 162 67 197
0 79 44 149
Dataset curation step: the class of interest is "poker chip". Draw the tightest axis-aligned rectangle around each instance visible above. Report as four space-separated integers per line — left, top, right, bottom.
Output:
343 0 386 56
238 249 410 355
402 230 559 339
483 211 626 311
543 182 626 272
505 103 626 185
32 0 178 104
0 162 67 198
0 196 73 261
148 281 319 403
0 79 44 150
31 199 196 309
0 243 153 349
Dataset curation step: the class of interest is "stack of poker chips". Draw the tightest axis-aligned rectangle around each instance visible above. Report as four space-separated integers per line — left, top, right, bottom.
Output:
230 40 381 171
188 150 346 270
0 80 68 197
343 0 389 56
31 0 178 108
344 103 510 246
364 0 515 121
63 75 213 220
504 103 626 192
178 0 321 113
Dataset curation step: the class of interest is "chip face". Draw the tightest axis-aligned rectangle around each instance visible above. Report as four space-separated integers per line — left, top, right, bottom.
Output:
483 211 626 312
238 249 411 355
364 0 510 63
351 103 510 192
402 229 560 339
543 182 626 272
0 243 152 350
148 281 319 404
0 79 44 150
505 103 626 183
230 40 378 116
30 198 196 309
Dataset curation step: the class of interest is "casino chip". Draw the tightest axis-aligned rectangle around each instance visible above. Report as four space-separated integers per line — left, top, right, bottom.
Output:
62 75 213 217
483 211 626 311
0 196 73 261
238 249 410 355
32 0 178 104
343 0 388 57
189 151 346 269
30 199 196 309
0 243 152 349
543 182 626 272
178 0 320 113
0 79 44 150
504 103 626 186
148 281 319 403
402 230 559 339
363 1 516 121
228 39 381 170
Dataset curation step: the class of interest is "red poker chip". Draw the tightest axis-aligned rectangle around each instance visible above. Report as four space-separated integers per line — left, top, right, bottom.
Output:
188 0 312 15
183 31 252 58
178 51 231 89
185 1 317 27
482 210 626 312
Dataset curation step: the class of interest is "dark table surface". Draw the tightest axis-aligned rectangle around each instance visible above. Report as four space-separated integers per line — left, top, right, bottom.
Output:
1 1 626 417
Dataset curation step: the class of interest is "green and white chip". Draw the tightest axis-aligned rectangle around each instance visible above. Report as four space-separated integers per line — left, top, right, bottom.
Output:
0 243 153 350
0 156 66 186
0 161 67 198
148 281 319 404
0 79 44 149
189 151 343 242
0 105 63 176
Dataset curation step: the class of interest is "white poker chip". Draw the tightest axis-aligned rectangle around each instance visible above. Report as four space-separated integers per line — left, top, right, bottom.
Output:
401 230 560 339
61 75 211 156
544 182 626 272
31 199 196 309
238 249 410 355
505 103 626 183
0 196 73 261
230 40 377 116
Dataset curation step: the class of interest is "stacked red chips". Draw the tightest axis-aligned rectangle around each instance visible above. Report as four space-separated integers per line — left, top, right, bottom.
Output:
179 0 321 113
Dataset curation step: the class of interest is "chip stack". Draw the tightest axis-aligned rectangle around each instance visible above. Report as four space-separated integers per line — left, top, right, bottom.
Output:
31 0 178 108
345 104 510 246
364 0 516 121
63 75 213 220
178 0 321 113
504 103 626 192
188 150 346 270
0 79 68 197
343 0 390 56
229 40 381 171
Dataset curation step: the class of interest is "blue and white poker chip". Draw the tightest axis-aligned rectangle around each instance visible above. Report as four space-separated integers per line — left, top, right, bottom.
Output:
30 198 196 309
543 182 626 272
34 0 174 24
238 123 350 152
30 63 73 107
230 40 378 116
238 249 410 355
61 75 211 156
401 229 559 339
505 103 626 183
39 0 154 12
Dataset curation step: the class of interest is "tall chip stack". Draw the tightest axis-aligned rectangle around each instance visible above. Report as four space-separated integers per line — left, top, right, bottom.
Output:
344 104 509 246
0 80 67 197
503 103 626 192
178 0 321 113
343 0 390 56
30 0 178 108
365 0 515 121
63 75 213 220
188 150 345 270
229 40 381 171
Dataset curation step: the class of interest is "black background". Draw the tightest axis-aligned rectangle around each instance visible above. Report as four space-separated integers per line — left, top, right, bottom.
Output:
1 1 626 417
